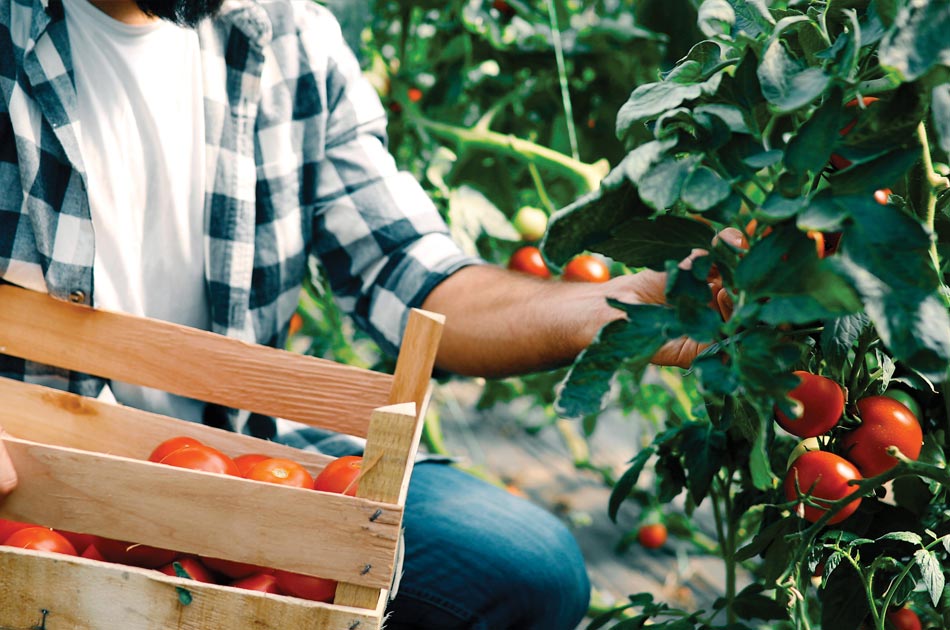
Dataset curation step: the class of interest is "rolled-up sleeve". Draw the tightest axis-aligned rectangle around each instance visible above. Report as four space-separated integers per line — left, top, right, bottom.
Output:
305 9 481 356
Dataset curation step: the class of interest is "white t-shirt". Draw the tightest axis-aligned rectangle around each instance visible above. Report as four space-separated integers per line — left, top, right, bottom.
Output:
64 0 208 421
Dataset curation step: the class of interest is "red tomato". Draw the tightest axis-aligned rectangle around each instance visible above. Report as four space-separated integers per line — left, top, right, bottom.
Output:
562 254 610 283
245 458 314 489
57 530 99 555
313 455 363 496
841 396 923 477
234 453 271 477
637 523 668 549
81 543 106 561
159 444 241 477
231 572 283 594
0 518 36 542
407 87 423 103
886 607 922 630
148 436 203 463
507 246 551 279
784 451 862 524
3 527 78 556
159 557 217 584
874 188 892 205
200 555 266 580
774 371 845 438
273 569 337 602
492 0 515 16
96 537 180 569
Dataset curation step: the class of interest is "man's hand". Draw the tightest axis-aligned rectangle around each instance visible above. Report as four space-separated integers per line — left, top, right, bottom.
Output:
421 228 742 378
0 427 17 497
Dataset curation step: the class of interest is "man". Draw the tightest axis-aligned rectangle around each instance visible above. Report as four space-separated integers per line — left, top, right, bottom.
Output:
0 0 736 627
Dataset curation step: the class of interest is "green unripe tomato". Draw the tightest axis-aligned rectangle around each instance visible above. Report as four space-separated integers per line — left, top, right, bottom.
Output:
512 206 548 242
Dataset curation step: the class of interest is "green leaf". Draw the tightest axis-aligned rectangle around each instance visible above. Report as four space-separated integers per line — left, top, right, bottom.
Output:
820 560 869 629
682 166 733 211
639 155 701 210
833 200 950 379
758 38 832 112
797 192 849 231
879 0 950 80
555 305 680 418
915 548 945 605
933 83 950 154
609 446 656 522
666 257 724 342
827 146 922 194
759 192 808 220
616 74 723 135
732 585 789 622
820 313 871 380
784 86 845 175
680 423 727 504
726 0 775 38
877 531 923 545
573 215 716 270
698 0 736 37
749 421 777 490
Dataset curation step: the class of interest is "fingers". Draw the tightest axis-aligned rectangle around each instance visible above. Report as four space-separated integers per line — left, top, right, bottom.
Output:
0 428 18 497
713 227 746 250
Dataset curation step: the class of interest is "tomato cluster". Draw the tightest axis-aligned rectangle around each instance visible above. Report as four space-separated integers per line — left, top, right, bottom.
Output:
507 247 611 283
0 437 365 603
778 372 924 525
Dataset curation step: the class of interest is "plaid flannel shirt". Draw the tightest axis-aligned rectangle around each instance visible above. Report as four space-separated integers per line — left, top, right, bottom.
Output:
0 0 479 453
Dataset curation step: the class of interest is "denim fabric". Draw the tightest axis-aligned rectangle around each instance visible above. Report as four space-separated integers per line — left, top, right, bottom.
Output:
386 462 591 630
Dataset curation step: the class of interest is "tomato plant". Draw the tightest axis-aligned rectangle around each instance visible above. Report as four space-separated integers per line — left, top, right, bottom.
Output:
3 527 77 556
773 371 845 438
313 455 362 496
245 457 314 489
840 396 923 477
507 245 552 278
562 254 610 283
637 522 668 550
159 444 241 477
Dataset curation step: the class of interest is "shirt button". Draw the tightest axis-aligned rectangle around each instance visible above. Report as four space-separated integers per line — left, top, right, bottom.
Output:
68 290 87 304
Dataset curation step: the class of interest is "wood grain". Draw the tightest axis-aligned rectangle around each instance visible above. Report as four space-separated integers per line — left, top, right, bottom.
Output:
0 284 393 437
333 402 421 610
0 436 402 589
0 378 335 471
0 549 382 630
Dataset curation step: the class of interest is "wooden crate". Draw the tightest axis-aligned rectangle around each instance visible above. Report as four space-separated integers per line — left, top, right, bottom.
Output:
0 284 444 630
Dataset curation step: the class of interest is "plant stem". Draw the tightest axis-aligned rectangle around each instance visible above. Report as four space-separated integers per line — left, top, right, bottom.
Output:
414 116 607 193
545 0 579 161
916 123 948 278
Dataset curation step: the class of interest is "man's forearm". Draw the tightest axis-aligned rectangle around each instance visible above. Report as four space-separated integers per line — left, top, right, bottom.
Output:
421 265 626 378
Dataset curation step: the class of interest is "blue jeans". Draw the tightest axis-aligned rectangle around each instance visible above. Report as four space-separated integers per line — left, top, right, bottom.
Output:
384 462 591 630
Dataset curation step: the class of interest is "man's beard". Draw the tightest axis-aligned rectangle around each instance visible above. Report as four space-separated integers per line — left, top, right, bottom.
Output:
134 0 225 27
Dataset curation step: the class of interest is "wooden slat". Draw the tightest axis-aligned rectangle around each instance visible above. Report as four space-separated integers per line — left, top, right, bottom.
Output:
0 378 335 470
388 309 445 415
0 284 392 437
0 550 382 630
0 437 401 589
334 402 423 610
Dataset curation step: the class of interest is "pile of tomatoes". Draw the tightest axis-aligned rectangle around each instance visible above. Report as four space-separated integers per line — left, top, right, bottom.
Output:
0 436 364 602
779 371 924 525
